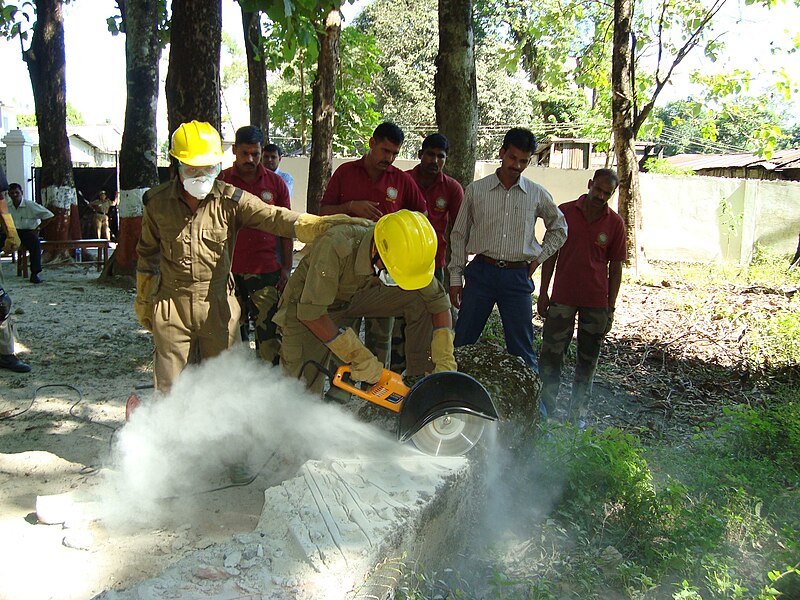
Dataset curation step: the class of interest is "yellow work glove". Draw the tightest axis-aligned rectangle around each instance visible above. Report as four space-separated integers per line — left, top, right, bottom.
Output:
431 327 457 373
1 213 21 254
325 327 383 384
135 272 158 332
294 214 372 244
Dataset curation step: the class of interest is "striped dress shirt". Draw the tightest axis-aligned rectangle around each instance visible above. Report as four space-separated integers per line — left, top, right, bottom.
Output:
448 171 567 286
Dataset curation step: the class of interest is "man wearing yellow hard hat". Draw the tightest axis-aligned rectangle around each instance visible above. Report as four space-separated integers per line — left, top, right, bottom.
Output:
274 209 456 392
135 121 368 393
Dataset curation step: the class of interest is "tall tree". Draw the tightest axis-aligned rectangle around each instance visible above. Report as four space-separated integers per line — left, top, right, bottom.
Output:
165 0 222 136
612 0 643 274
105 0 165 275
307 8 341 213
435 0 478 186
241 7 270 137
612 0 729 272
16 0 79 245
246 0 348 210
266 27 381 154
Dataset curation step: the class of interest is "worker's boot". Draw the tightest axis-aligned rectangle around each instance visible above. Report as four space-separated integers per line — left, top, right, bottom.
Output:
0 354 31 373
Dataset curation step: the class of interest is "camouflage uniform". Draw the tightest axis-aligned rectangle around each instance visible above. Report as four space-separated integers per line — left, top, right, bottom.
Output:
538 303 610 419
137 179 300 392
233 271 281 363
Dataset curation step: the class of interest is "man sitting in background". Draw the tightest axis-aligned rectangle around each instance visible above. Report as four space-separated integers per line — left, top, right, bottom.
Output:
2 183 54 284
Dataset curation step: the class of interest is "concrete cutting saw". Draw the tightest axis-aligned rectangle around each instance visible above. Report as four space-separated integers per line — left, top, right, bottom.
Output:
331 366 499 456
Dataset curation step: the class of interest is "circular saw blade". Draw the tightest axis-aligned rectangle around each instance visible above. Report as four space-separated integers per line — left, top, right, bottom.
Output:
410 413 486 456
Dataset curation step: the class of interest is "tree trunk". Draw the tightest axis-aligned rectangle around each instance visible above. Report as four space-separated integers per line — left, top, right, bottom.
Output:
165 0 222 136
23 0 78 251
242 8 270 139
105 0 162 277
307 9 341 215
434 0 478 188
612 0 645 275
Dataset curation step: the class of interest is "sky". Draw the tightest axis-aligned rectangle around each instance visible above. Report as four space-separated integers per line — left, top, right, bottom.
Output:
0 0 797 140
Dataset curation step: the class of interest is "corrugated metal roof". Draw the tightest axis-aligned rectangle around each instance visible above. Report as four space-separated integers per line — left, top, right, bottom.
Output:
666 148 800 172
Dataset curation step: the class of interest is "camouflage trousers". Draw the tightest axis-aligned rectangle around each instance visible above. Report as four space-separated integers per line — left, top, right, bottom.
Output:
538 303 610 420
233 271 281 364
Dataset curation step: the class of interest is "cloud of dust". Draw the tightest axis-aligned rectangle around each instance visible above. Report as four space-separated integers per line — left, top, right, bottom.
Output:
99 346 410 527
459 423 572 570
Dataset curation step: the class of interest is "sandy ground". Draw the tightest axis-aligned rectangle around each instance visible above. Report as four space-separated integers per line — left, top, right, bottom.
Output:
0 258 294 600
0 255 464 600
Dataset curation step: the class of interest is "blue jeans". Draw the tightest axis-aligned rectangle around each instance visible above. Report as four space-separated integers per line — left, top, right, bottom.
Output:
454 259 538 371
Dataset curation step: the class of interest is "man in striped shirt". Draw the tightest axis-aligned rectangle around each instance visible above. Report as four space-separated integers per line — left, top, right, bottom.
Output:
448 128 567 399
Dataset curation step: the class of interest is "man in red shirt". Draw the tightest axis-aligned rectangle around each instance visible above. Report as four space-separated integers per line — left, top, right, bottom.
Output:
536 169 626 429
320 122 427 369
219 126 292 364
391 133 463 372
408 133 463 283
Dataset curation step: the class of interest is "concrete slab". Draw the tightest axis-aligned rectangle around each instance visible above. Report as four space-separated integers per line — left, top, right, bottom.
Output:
93 455 472 599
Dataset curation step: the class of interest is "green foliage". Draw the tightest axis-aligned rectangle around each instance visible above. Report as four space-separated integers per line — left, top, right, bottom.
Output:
268 26 381 154
643 157 695 175
16 113 36 127
16 102 85 127
718 403 800 476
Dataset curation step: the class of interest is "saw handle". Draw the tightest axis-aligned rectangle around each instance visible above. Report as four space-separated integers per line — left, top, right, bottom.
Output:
331 365 409 413
332 365 364 392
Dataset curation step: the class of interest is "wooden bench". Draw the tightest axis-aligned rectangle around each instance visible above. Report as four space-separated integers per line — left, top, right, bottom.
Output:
16 239 110 278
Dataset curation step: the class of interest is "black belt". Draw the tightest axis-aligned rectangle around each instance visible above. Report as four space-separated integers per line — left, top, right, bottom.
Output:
475 254 529 269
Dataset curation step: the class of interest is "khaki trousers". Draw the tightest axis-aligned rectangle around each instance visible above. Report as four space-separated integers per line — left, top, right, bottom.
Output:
279 286 435 393
0 268 14 355
152 288 241 393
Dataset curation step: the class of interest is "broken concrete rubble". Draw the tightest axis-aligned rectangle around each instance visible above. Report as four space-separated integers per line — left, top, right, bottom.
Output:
88 342 540 599
93 456 474 599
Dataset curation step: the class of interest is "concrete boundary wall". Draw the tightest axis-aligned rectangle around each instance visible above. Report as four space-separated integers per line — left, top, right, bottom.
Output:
280 157 799 264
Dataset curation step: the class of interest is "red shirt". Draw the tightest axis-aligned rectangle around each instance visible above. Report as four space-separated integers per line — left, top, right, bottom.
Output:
408 165 464 268
321 156 427 218
219 163 291 274
551 195 627 308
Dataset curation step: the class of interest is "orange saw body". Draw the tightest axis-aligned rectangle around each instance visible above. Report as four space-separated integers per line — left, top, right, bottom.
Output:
331 365 499 456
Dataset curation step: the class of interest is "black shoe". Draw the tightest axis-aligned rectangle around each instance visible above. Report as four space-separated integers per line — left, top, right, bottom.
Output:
30 273 42 284
0 354 32 373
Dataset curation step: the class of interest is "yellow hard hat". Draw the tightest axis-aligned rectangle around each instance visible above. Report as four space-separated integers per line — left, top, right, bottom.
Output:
169 121 225 166
374 210 437 290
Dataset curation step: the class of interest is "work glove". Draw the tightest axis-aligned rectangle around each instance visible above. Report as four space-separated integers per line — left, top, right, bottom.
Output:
135 272 158 332
325 327 383 384
431 327 457 373
603 308 615 336
294 214 372 244
1 213 21 254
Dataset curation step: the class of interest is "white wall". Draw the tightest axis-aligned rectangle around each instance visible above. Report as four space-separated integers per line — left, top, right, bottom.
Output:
274 157 800 263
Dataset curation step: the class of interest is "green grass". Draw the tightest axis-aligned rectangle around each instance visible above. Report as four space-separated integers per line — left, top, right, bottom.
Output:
398 252 800 599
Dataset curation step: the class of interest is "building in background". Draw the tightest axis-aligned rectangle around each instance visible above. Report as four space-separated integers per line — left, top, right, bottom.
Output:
665 150 800 181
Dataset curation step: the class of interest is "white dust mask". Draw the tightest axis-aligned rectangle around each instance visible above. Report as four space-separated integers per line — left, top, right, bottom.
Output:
377 267 399 287
182 175 215 199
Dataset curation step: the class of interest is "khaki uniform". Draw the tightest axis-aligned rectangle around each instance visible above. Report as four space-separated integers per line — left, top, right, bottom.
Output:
91 199 113 240
0 268 15 355
137 179 300 392
274 224 451 391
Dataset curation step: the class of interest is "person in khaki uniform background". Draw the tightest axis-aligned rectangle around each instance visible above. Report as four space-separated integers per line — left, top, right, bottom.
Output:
90 190 113 240
274 209 457 393
135 121 367 393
